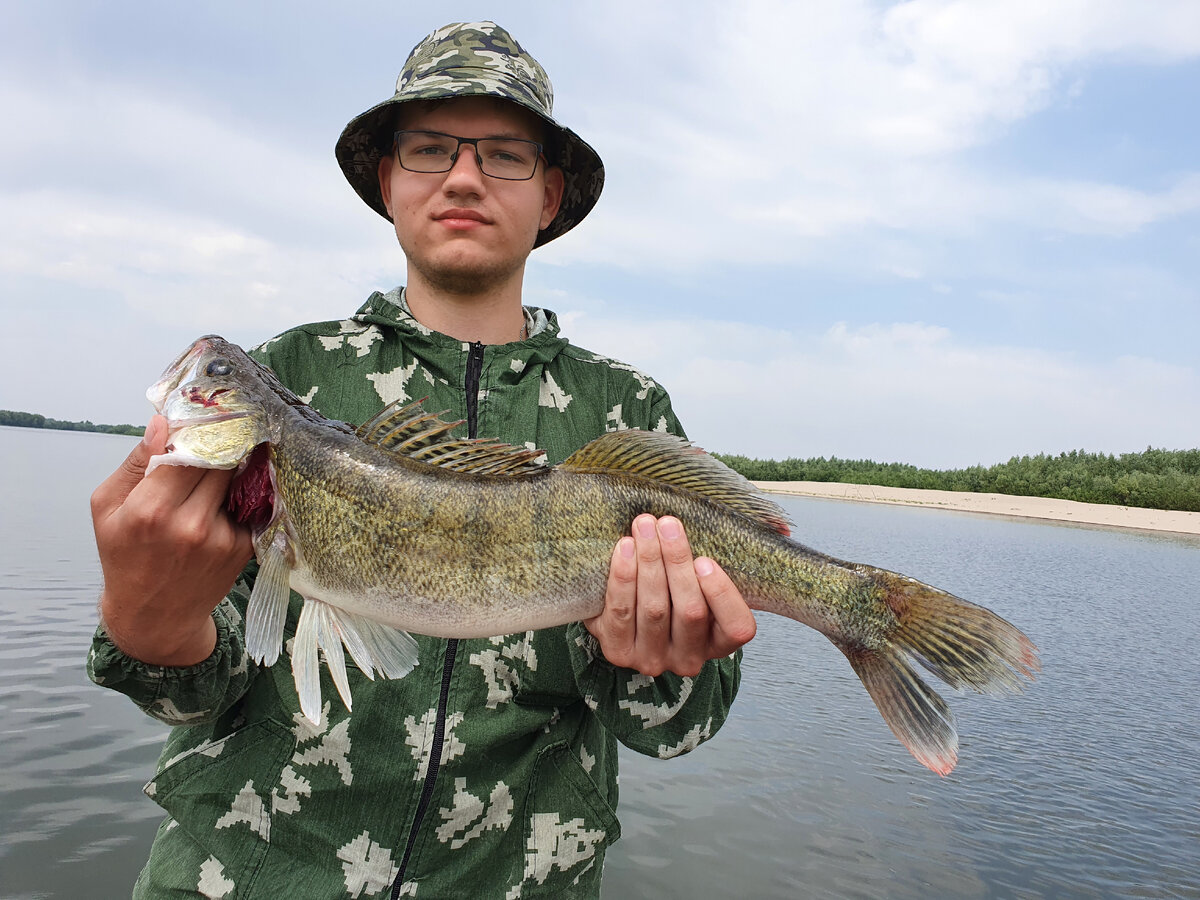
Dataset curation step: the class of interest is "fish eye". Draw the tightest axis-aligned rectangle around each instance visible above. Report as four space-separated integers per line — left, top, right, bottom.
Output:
206 358 233 377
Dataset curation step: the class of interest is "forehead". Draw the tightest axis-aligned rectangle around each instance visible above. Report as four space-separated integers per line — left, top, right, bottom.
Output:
395 96 546 140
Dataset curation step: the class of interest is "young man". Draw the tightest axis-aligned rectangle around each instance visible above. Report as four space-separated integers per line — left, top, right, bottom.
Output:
89 22 756 898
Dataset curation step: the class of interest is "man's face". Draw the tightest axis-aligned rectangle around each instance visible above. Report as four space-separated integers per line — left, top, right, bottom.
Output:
378 96 565 296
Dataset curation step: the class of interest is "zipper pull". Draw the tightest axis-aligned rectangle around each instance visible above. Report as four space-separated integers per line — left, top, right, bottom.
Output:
466 341 486 438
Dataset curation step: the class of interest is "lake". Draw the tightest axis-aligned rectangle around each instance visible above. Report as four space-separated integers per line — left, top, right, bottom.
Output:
1 426 1198 899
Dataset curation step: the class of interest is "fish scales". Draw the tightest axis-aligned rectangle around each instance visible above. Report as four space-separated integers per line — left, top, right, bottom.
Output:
146 335 1040 775
272 422 614 634
280 426 872 642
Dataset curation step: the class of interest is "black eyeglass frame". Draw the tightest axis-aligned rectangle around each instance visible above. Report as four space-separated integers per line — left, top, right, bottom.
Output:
392 129 546 181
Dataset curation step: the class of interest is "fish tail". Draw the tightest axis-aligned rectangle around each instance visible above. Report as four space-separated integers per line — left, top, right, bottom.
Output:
840 572 1040 776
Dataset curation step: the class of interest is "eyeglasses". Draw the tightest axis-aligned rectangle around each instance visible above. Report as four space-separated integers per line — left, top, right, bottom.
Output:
392 130 545 181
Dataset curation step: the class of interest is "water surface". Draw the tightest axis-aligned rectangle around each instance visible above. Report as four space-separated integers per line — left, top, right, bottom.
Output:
1 427 1197 898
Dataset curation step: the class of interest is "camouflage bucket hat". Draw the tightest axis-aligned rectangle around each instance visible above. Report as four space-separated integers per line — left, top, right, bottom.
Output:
335 21 604 248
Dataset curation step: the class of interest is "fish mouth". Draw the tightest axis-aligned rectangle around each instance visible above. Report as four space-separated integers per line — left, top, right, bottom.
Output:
164 409 255 431
160 407 264 470
146 337 219 412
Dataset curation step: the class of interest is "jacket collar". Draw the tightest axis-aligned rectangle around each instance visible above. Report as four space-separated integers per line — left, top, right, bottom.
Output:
352 287 569 371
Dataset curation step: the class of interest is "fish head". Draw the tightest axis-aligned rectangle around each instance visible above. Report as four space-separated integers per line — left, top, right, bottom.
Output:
146 335 272 472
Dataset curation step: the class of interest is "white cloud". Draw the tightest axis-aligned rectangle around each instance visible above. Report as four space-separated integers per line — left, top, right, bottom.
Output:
2 1 1196 465
561 311 1200 468
0 188 397 333
544 0 1200 271
1031 174 1200 235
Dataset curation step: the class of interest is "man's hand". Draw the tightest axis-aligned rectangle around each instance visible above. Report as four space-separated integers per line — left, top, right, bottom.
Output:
585 514 757 677
91 415 254 667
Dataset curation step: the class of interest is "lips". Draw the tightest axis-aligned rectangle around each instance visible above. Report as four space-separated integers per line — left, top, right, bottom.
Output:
434 208 490 224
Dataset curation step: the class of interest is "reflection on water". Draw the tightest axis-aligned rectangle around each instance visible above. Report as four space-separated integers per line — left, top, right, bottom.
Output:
2 427 1198 898
607 498 1200 900
0 427 171 898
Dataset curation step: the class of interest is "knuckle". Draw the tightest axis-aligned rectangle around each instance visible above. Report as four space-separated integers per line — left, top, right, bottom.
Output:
133 498 171 532
727 616 758 646
637 660 666 678
641 603 669 626
659 534 691 563
215 526 247 560
661 546 691 568
611 650 636 669
174 515 215 551
119 455 145 478
636 542 662 564
600 641 634 669
611 566 638 588
607 602 635 624
89 486 107 518
678 603 710 628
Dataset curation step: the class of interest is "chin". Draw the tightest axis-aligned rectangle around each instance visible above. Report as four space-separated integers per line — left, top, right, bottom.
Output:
415 253 526 295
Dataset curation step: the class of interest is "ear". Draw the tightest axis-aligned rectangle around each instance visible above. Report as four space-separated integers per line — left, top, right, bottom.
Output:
540 165 565 231
378 154 395 217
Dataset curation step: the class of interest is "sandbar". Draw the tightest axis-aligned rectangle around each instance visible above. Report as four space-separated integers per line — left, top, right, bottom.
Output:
753 481 1200 537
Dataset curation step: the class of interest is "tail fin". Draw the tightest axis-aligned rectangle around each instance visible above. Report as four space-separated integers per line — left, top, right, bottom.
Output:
840 572 1040 776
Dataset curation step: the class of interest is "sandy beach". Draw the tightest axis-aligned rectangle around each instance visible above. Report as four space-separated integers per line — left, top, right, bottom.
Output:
754 481 1200 537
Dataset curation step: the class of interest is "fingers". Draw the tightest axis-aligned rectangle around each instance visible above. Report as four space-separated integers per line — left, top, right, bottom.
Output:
89 415 253 667
657 517 710 677
144 414 168 454
92 414 249 561
633 515 671 673
588 536 638 668
694 557 757 655
90 415 169 522
176 468 255 558
590 515 757 678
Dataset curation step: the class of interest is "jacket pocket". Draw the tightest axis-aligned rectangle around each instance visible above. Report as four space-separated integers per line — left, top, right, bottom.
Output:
146 719 295 897
513 741 621 898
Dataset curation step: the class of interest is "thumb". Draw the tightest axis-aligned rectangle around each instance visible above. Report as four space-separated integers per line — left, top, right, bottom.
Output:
91 416 169 516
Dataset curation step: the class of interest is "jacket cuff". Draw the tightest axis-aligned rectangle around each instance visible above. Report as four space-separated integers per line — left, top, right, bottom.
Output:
565 621 742 757
86 601 248 725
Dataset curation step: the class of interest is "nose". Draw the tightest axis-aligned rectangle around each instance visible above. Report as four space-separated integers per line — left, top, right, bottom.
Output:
442 142 486 191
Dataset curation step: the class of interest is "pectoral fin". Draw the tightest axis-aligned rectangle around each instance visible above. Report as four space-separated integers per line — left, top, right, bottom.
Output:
245 532 292 666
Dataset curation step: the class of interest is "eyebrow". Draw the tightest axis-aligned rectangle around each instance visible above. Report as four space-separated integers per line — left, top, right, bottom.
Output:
409 128 539 142
477 130 538 142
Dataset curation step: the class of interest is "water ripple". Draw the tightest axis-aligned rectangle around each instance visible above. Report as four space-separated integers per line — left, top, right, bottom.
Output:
4 430 1200 898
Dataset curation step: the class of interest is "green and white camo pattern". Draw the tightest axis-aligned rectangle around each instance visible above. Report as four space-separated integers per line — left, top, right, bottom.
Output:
335 21 604 247
88 289 740 898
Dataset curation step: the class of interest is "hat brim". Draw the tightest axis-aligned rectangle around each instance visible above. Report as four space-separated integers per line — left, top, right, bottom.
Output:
335 93 604 248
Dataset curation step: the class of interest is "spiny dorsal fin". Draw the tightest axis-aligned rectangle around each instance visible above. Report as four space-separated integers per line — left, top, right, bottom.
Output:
560 430 792 535
355 398 547 476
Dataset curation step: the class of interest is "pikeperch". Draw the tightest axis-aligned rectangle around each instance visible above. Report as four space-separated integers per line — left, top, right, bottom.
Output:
146 335 1040 775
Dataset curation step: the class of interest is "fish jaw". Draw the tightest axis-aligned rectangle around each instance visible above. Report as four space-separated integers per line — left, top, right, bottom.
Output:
145 335 272 473
145 337 210 411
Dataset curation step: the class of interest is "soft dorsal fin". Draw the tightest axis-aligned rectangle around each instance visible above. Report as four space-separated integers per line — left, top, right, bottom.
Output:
560 430 793 536
355 398 547 476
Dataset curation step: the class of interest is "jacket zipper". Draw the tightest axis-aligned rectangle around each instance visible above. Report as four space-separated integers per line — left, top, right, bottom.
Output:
392 340 485 896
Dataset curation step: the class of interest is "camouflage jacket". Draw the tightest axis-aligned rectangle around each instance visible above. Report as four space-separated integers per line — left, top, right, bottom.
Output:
88 289 741 899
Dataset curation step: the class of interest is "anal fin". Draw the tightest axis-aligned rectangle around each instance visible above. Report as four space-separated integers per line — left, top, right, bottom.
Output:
291 598 420 725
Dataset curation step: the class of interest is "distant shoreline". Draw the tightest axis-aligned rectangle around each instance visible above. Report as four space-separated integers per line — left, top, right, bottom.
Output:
754 481 1200 536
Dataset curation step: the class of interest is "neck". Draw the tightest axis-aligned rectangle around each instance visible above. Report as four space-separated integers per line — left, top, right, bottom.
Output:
404 269 529 345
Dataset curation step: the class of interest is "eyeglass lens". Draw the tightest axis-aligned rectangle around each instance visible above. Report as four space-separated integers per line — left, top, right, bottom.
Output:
395 131 541 180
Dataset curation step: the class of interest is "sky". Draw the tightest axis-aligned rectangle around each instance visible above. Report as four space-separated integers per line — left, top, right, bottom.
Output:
2 0 1198 469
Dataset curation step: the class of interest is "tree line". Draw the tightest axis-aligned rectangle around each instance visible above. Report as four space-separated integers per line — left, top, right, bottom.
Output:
713 447 1200 513
5 406 1196 512
1 409 145 437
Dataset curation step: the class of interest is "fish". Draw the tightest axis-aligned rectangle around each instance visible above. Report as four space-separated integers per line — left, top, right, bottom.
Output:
146 334 1040 775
